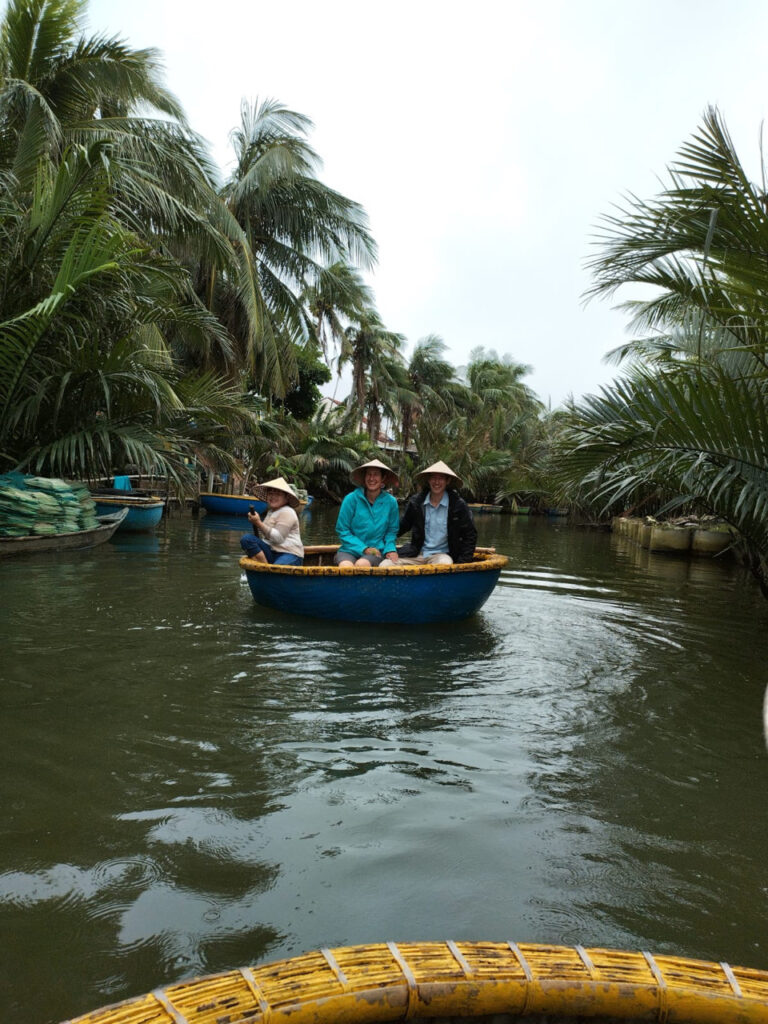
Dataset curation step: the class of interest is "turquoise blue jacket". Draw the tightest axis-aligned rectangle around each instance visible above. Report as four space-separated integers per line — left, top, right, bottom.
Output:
335 487 400 557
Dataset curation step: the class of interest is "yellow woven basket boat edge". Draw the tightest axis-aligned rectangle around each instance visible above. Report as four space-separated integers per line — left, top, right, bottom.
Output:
62 940 768 1024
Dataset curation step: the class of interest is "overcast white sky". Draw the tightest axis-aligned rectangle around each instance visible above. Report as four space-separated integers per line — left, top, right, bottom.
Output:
85 0 768 408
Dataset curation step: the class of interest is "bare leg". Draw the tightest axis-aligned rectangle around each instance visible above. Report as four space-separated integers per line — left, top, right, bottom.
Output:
354 557 373 567
253 550 268 563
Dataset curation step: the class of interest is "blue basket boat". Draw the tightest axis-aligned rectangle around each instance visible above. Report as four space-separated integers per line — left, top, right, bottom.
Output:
92 495 165 532
200 492 268 516
240 545 507 624
201 490 311 516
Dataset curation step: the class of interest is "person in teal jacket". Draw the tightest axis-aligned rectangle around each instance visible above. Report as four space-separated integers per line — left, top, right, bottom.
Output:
334 459 400 567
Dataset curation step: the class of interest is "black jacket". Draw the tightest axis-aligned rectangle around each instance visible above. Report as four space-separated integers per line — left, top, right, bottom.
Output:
397 488 477 563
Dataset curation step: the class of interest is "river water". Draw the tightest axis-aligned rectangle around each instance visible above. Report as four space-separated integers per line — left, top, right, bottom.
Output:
2 507 768 1023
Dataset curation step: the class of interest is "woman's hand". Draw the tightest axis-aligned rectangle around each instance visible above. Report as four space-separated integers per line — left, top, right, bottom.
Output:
385 551 399 563
248 510 262 527
364 546 381 557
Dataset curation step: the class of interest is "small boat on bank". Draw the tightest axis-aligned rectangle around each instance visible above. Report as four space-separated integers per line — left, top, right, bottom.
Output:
200 492 268 516
91 494 165 532
0 509 127 558
201 491 310 516
467 502 505 514
240 545 507 623
62 939 768 1024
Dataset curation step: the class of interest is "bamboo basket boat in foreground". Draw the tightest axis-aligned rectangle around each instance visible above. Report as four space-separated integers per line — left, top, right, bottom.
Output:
63 939 768 1024
240 546 508 623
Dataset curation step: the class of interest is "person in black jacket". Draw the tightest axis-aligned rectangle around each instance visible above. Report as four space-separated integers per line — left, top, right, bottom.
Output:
381 460 477 566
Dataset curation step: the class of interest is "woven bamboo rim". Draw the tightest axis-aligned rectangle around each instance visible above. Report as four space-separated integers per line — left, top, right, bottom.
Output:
63 940 768 1023
240 547 508 577
90 496 164 507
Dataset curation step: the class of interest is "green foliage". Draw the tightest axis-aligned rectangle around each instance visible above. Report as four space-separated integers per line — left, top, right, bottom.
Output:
0 1 378 484
556 106 768 591
0 0 549 503
415 348 545 503
0 1 254 482
0 146 254 481
237 403 375 501
200 99 377 398
276 344 332 420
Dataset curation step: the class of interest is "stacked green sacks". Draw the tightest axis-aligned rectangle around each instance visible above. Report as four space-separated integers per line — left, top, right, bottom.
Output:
0 475 100 536
68 482 100 530
0 482 39 536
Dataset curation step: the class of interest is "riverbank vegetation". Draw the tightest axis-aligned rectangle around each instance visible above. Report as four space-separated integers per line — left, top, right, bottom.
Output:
0 0 553 507
3 0 768 590
553 108 768 592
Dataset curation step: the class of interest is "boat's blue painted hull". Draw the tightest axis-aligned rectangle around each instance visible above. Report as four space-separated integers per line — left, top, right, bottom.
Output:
93 498 164 531
241 551 507 623
200 493 267 516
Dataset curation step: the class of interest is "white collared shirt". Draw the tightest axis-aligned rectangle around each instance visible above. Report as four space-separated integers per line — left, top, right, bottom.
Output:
422 491 449 555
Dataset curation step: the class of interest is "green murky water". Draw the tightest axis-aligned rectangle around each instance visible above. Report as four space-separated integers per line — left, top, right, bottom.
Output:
2 507 768 1023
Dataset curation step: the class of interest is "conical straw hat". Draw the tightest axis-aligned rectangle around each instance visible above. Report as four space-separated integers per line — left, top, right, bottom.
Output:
350 458 399 489
260 476 301 508
414 460 462 488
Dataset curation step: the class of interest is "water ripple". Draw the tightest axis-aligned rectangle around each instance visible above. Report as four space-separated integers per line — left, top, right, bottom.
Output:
3 512 768 1024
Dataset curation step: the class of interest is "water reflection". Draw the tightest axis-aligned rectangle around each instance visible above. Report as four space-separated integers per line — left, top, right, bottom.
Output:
109 532 162 555
197 512 250 532
2 509 768 1024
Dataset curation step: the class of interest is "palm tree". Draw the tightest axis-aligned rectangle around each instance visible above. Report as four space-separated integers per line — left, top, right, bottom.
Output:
397 334 459 455
274 404 374 500
464 348 541 419
302 261 373 368
338 308 405 436
0 144 252 481
440 350 543 502
201 99 377 398
0 0 253 483
0 0 224 256
2 3 382 482
586 106 768 370
551 366 768 590
554 107 768 591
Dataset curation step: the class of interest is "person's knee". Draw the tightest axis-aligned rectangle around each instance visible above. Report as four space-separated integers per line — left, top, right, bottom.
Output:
274 554 303 566
333 550 357 566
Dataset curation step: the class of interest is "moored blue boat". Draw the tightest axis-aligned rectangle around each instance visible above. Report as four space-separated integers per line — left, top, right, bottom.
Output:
200 492 268 516
240 545 507 623
467 502 504 514
92 495 165 531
